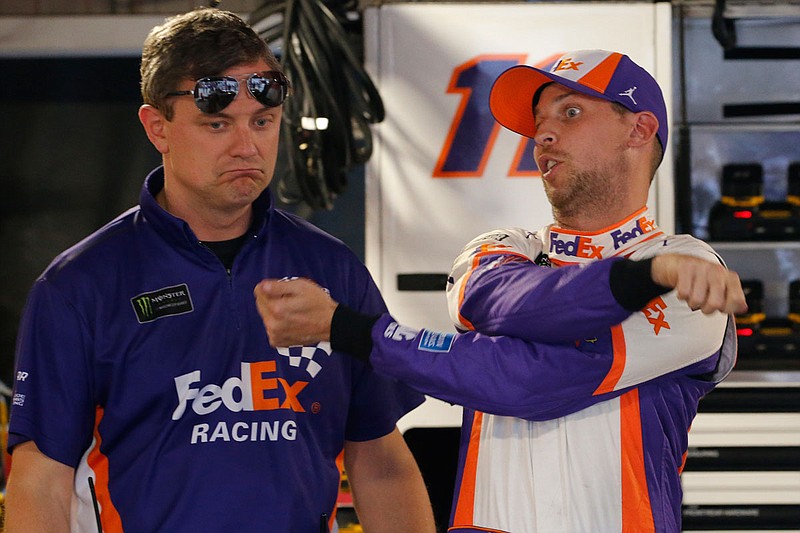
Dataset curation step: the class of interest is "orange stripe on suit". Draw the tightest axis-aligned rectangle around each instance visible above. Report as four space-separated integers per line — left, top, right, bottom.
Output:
452 411 484 526
594 325 626 395
620 389 655 532
87 406 124 532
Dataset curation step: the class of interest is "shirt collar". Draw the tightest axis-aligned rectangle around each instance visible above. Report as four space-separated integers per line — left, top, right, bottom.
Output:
544 207 662 266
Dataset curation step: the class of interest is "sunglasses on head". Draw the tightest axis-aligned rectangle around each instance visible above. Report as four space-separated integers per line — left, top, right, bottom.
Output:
166 71 290 114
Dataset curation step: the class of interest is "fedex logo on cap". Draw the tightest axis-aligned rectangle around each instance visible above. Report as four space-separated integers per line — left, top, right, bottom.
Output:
553 57 584 73
547 50 624 90
549 232 604 259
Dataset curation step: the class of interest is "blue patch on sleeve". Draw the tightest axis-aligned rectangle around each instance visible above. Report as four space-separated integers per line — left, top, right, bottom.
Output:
418 330 455 353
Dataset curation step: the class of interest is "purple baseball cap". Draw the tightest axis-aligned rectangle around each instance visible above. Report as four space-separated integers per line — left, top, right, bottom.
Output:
489 49 668 150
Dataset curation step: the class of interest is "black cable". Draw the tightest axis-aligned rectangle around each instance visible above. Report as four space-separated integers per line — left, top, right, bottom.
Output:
675 0 693 235
712 0 737 50
88 477 103 532
249 0 385 211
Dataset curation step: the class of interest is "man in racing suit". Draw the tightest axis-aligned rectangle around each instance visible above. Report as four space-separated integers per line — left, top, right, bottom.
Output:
253 50 747 532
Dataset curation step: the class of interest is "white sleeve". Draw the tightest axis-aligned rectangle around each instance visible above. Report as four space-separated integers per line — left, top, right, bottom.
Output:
606 235 736 391
446 228 543 329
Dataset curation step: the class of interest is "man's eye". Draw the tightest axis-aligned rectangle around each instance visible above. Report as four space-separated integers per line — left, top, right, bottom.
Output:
565 107 580 118
209 121 224 130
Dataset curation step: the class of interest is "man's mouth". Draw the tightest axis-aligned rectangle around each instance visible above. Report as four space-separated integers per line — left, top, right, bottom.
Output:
540 158 559 179
225 168 262 178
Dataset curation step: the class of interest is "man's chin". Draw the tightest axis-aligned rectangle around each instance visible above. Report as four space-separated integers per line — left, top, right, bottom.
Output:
226 180 268 205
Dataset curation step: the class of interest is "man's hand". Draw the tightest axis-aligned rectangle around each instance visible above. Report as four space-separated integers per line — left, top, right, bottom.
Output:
651 254 747 315
253 278 338 347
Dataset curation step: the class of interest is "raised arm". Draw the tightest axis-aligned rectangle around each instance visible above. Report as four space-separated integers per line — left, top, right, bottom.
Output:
448 228 647 341
254 260 744 420
448 229 745 343
255 279 624 418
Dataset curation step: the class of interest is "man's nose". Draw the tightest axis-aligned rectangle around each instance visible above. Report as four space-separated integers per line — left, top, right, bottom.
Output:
533 122 556 145
230 125 258 157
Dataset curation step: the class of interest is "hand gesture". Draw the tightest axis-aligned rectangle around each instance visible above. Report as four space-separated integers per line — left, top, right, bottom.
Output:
253 278 338 347
651 254 747 315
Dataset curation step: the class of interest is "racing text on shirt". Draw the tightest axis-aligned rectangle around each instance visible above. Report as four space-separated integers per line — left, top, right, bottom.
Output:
173 361 307 445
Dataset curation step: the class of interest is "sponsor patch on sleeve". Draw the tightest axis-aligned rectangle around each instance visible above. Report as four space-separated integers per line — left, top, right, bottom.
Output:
384 322 420 342
418 330 455 353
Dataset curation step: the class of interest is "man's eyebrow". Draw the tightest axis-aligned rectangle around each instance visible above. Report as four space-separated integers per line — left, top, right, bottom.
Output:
533 89 582 119
199 111 234 121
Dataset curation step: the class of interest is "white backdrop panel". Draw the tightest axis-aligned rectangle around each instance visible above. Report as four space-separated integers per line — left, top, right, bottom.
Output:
363 2 672 428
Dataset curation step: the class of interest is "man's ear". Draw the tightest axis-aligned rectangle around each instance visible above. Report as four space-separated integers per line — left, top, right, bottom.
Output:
628 111 659 148
138 104 169 154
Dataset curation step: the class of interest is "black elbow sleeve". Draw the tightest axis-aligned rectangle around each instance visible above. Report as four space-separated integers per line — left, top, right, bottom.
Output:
330 304 380 361
609 258 671 311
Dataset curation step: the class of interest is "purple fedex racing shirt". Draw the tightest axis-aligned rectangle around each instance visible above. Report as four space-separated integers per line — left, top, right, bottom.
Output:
9 167 423 532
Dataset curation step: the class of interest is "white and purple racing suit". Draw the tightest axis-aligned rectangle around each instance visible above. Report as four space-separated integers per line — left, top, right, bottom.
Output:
332 207 736 533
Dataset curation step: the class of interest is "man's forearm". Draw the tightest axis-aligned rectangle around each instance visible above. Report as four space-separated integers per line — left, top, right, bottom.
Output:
344 431 435 533
5 441 73 532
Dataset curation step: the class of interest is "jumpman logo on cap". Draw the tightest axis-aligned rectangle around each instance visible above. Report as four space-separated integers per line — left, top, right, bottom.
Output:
619 86 638 105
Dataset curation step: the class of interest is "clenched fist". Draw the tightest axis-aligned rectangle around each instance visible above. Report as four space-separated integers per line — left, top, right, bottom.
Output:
651 254 747 315
254 278 338 347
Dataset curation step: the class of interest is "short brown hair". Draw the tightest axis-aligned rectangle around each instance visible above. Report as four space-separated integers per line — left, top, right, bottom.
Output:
140 8 281 120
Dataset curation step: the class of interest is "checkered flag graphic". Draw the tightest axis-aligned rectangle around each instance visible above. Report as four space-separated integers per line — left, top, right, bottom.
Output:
276 342 333 378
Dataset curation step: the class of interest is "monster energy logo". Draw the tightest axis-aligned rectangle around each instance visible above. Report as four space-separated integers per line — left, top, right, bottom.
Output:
131 284 193 323
134 296 154 318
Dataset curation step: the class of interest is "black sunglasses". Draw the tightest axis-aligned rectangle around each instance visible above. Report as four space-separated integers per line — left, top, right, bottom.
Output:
165 71 289 114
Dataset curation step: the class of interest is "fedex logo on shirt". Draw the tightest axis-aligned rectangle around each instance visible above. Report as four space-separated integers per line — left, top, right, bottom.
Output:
549 233 604 259
172 361 308 420
610 216 657 249
642 297 671 335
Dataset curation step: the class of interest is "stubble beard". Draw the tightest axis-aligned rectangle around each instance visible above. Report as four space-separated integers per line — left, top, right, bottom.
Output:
545 155 629 225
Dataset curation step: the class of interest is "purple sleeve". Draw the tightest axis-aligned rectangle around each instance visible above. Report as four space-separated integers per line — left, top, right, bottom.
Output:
7 280 95 467
369 315 622 421
341 272 424 441
456 256 645 343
